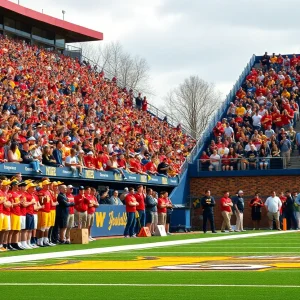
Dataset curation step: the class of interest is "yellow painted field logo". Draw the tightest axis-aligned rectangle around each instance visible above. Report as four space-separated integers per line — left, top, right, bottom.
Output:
14 256 300 271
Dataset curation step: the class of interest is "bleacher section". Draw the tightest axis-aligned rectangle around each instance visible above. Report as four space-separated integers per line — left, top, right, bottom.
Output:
0 36 196 186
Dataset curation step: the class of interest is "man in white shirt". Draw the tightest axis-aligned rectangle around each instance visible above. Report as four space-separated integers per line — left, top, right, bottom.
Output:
65 148 83 177
252 112 262 130
224 123 234 139
264 191 282 230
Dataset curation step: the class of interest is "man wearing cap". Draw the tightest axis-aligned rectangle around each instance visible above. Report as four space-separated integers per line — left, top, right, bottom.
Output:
8 181 23 250
22 182 38 248
54 185 75 244
84 151 96 169
74 186 89 229
65 185 75 243
37 180 52 247
19 181 31 249
0 180 12 251
65 148 83 177
49 182 61 245
20 141 42 174
232 190 246 232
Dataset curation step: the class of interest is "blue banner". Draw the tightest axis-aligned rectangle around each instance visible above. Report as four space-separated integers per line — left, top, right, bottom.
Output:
0 162 178 186
91 205 126 237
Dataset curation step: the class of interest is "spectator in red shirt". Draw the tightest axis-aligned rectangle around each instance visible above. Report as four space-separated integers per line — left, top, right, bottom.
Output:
220 191 233 232
84 151 96 170
157 191 168 226
134 185 146 234
74 186 89 229
124 187 138 238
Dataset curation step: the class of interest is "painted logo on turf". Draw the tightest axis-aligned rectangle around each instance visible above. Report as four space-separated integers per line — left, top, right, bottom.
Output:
12 256 300 271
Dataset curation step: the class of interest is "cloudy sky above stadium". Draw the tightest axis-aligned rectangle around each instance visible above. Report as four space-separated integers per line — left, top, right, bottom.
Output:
12 0 300 106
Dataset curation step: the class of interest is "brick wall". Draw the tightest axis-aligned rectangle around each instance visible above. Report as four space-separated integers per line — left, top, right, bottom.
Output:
190 176 300 231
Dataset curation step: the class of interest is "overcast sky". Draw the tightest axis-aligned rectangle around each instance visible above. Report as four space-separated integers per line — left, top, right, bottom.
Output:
9 0 300 106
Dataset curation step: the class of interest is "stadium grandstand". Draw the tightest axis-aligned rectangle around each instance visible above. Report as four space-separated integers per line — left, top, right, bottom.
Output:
0 0 198 240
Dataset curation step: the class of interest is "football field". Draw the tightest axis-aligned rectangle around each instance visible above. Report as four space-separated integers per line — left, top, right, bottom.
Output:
1 231 300 300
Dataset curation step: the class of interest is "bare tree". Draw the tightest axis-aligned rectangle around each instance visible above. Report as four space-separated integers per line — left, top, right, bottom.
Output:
163 76 221 139
78 41 153 95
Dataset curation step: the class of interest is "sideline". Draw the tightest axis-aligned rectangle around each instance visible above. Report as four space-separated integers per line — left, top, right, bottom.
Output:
0 283 299 288
0 230 297 265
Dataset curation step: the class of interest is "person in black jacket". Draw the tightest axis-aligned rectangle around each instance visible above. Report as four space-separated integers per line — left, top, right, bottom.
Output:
52 185 75 244
20 142 42 174
145 188 158 235
200 190 217 233
284 191 298 230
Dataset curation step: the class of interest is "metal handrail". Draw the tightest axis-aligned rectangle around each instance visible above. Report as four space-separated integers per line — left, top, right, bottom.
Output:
198 156 286 172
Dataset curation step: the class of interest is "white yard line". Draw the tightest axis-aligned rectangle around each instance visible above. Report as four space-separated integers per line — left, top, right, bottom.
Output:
0 230 297 265
0 283 299 288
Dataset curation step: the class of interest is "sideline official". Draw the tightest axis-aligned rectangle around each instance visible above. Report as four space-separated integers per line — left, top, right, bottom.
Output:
201 190 217 233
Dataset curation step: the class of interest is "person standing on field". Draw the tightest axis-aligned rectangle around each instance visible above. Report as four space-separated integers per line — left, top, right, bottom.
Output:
220 191 233 232
200 190 217 233
264 191 282 230
232 190 246 232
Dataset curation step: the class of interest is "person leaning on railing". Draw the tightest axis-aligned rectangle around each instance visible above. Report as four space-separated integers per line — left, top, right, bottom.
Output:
209 150 221 171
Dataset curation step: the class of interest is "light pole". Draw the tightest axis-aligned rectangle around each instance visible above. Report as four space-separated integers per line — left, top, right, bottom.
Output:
62 10 66 20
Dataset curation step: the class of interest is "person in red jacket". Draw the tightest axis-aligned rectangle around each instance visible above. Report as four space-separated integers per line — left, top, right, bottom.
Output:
220 191 233 232
134 185 146 234
124 187 138 238
158 191 168 226
74 186 89 229
213 122 224 138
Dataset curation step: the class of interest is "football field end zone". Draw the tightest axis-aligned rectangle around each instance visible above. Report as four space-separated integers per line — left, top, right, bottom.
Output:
0 230 297 265
0 283 299 288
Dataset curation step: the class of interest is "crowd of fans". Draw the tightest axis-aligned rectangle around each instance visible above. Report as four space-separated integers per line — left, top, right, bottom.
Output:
0 36 196 179
0 173 174 251
200 52 300 171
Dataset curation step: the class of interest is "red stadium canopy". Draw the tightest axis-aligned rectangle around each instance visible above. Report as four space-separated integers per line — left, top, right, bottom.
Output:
0 0 103 42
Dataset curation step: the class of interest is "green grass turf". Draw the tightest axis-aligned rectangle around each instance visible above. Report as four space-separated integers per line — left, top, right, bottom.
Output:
0 231 243 258
0 232 300 300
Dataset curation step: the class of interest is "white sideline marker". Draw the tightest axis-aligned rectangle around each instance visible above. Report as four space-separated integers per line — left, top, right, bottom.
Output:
0 230 298 265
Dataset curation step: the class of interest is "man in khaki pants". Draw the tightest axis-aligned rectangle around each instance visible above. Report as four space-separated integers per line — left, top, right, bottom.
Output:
220 191 233 232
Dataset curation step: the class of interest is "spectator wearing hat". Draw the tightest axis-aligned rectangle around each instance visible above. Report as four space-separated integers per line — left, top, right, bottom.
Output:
124 187 139 238
20 141 42 174
65 148 83 177
87 187 99 241
19 181 30 249
65 185 75 243
8 181 23 250
84 151 96 169
53 185 75 244
22 182 38 248
0 180 12 251
232 190 246 232
74 186 89 229
119 187 129 204
36 180 53 247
